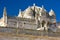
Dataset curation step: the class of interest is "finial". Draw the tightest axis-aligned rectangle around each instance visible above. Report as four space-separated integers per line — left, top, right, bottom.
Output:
19 9 21 12
19 9 21 14
50 9 53 12
33 3 35 6
42 5 44 8
40 5 45 11
18 9 22 17
3 6 7 16
4 7 6 10
28 6 30 8
3 7 6 13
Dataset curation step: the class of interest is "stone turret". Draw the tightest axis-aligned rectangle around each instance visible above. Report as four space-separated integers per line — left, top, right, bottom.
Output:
49 9 56 31
49 9 56 22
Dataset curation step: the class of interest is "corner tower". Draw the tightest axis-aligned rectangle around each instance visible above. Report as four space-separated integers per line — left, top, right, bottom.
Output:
49 9 56 23
49 9 56 31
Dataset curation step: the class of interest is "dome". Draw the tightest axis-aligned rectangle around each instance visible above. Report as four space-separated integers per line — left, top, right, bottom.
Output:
23 4 46 19
23 6 34 18
18 4 47 19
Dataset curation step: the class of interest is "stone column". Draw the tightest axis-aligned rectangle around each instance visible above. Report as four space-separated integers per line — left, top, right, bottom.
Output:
17 21 18 28
44 22 48 31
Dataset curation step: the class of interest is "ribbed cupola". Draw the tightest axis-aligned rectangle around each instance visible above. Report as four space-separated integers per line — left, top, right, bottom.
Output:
49 9 55 16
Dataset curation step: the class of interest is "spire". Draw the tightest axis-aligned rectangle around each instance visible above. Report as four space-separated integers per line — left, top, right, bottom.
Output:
41 5 44 11
3 7 7 17
18 9 22 17
3 7 7 27
49 9 55 16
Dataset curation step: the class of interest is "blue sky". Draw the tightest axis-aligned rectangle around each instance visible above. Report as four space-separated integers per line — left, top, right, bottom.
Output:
0 0 60 22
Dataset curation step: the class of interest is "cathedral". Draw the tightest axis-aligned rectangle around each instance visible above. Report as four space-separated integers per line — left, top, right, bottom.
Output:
0 4 57 31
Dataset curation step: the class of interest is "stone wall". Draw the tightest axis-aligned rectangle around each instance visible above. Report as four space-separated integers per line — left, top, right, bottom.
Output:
0 27 60 37
7 18 37 29
0 27 60 40
0 33 60 40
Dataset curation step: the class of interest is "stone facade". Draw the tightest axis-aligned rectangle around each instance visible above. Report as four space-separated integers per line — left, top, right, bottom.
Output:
0 4 57 31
